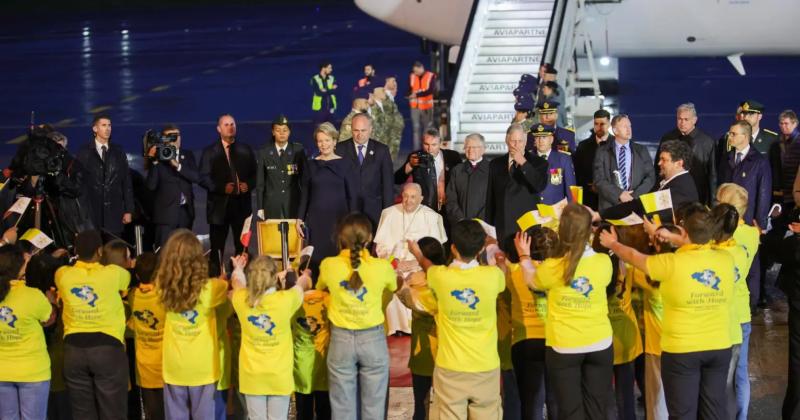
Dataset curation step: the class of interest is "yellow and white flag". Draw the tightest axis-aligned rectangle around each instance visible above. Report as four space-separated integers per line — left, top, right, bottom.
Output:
517 210 554 232
473 218 497 240
20 228 53 249
640 190 673 214
537 198 568 219
607 213 644 226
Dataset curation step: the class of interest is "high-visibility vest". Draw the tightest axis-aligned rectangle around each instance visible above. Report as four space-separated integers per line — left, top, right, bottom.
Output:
357 77 370 88
409 71 434 110
311 74 337 111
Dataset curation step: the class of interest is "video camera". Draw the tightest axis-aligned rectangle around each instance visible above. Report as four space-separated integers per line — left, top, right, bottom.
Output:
142 129 178 162
413 150 434 168
13 125 67 178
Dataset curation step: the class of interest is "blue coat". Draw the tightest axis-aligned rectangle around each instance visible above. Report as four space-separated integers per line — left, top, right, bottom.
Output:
718 146 772 227
539 150 576 205
526 126 576 155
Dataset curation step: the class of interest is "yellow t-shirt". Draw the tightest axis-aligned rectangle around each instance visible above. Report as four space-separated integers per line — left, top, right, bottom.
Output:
128 284 166 388
535 250 613 349
0 280 52 382
216 300 234 391
608 265 643 364
646 244 734 353
233 287 303 396
427 264 505 373
293 290 331 393
497 289 514 371
162 278 228 386
630 270 663 356
733 223 760 324
56 261 131 343
317 250 397 330
716 239 750 345
506 263 547 344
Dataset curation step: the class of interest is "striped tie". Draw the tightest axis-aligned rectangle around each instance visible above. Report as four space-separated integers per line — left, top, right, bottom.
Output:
618 145 628 190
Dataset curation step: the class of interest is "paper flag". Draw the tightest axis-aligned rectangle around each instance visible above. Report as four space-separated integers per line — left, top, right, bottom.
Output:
20 228 53 249
4 197 31 219
537 198 568 219
473 218 497 240
640 189 673 213
240 214 253 247
517 210 553 232
569 185 583 205
607 213 644 226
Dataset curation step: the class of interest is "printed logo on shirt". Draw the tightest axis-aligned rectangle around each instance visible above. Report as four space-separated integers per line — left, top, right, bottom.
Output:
734 266 741 283
451 288 480 310
691 269 721 291
247 314 276 336
133 310 159 330
570 277 593 298
180 310 199 325
297 316 321 335
0 306 18 328
70 285 99 307
741 244 750 259
338 280 368 302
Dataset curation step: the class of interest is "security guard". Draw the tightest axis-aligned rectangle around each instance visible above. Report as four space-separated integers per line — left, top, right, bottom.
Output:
532 99 575 153
530 123 576 205
739 99 779 155
255 115 306 219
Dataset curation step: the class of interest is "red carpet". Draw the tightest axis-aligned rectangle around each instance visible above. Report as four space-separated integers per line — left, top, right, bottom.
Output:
388 335 412 387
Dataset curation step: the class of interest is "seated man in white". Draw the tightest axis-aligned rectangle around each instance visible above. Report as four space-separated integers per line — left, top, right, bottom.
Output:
375 182 447 334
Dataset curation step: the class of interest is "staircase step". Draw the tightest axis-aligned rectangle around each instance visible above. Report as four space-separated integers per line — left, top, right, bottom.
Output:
457 122 511 134
487 10 553 20
464 92 515 102
475 54 541 66
488 0 555 12
461 101 516 113
478 46 543 56
470 74 527 84
480 36 546 47
482 26 549 38
467 82 518 94
484 19 551 29
473 64 540 74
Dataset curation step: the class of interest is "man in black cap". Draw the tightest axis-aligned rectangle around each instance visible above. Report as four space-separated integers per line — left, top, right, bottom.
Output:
531 99 575 153
255 115 306 220
740 100 779 155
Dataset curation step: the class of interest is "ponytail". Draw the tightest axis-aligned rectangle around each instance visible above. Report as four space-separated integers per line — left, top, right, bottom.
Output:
336 213 373 291
348 241 364 290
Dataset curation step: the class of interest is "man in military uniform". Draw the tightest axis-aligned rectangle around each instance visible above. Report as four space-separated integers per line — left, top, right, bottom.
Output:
530 123 576 205
511 94 535 133
255 115 306 219
368 87 389 146
740 100 779 154
338 94 369 142
531 99 575 153
383 76 405 161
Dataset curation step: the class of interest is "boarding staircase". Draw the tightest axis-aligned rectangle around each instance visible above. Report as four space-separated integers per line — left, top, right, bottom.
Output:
449 0 593 153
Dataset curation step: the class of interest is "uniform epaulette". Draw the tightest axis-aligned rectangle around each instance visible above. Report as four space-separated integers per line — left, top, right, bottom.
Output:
564 127 575 132
764 129 778 135
557 150 571 156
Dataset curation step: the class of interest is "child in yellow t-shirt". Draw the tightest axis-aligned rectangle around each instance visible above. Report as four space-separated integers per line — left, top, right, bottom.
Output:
292 287 331 420
127 252 165 420
0 245 55 420
316 213 398 419
155 229 228 419
230 254 311 419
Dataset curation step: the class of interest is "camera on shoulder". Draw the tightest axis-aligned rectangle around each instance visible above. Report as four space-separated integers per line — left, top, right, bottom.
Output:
142 129 178 161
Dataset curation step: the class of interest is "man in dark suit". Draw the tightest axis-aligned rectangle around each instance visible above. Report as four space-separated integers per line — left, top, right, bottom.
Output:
395 127 462 212
574 109 614 210
75 115 134 238
445 133 490 227
486 123 548 242
655 103 716 205
255 115 305 220
338 113 394 227
718 120 772 228
199 114 257 262
656 139 699 210
145 124 198 248
594 115 655 213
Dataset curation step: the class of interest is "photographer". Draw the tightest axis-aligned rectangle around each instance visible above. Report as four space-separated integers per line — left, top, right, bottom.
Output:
145 124 198 248
76 115 134 238
394 128 461 212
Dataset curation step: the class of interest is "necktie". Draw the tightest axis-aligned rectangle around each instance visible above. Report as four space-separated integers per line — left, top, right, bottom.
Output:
101 145 107 164
358 145 365 165
278 148 284 158
539 154 547 158
618 145 628 190
735 152 743 166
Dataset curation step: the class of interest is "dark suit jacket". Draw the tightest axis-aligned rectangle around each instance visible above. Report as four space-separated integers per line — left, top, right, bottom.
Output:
718 147 772 227
145 150 198 226
199 139 257 225
593 140 655 211
485 153 548 241
75 141 135 235
444 158 490 227
657 127 717 205
338 138 394 226
394 149 462 210
573 133 614 210
659 171 699 211
255 140 306 219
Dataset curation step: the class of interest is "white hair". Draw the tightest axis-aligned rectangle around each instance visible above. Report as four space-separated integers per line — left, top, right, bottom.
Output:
677 103 697 118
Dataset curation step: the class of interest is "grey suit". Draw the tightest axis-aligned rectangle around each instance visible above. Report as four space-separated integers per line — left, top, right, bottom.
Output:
593 140 655 211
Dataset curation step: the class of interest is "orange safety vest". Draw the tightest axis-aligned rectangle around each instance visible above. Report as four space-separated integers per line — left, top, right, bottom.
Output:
409 71 435 110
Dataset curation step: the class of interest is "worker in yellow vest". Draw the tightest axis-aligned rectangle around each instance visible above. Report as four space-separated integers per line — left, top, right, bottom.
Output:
311 61 338 125
408 61 437 150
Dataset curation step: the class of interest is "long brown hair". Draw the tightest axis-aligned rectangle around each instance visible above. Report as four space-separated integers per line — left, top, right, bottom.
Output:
555 203 592 284
336 213 373 291
245 256 279 308
154 229 209 313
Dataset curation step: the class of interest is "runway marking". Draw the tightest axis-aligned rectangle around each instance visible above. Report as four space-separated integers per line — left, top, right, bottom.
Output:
121 95 140 103
221 62 235 68
202 68 218 74
150 85 170 92
178 77 193 83
55 118 76 125
89 105 112 113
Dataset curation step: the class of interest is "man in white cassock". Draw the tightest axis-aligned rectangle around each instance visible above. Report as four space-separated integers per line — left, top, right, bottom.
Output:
374 183 447 334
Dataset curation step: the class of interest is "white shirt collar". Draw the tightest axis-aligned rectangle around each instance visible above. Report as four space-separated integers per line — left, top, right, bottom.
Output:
660 170 689 188
275 143 288 153
751 127 759 140
449 259 479 269
469 158 483 165
736 144 750 158
95 139 109 156
355 140 369 154
538 150 550 159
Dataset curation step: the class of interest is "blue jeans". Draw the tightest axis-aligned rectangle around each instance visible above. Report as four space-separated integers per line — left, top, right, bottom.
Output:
163 383 215 420
0 380 50 420
327 324 389 420
735 322 752 420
